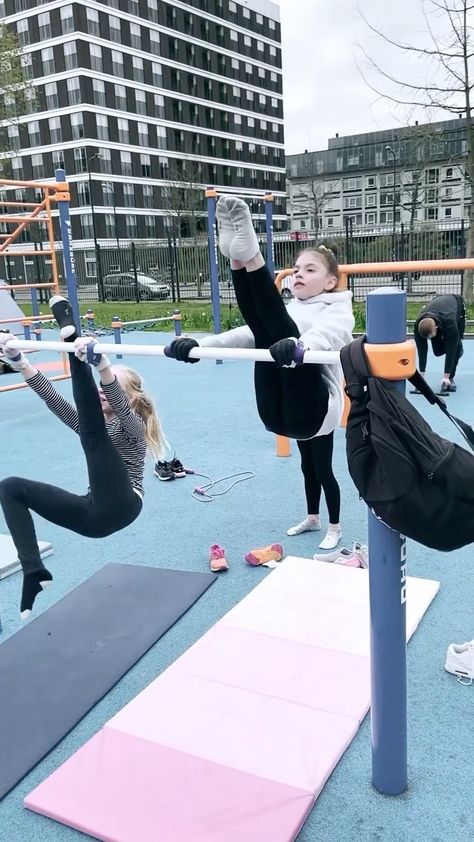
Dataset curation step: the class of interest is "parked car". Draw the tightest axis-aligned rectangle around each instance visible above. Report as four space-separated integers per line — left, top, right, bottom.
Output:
102 272 170 301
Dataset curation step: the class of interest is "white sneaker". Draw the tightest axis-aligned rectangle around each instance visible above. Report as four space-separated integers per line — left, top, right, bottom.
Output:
445 640 474 684
318 526 342 550
287 517 321 536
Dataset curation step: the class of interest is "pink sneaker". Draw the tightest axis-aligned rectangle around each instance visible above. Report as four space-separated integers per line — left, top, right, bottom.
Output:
245 543 283 567
209 544 229 573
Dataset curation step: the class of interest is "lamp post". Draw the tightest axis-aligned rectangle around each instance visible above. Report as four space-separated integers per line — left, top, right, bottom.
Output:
385 145 397 281
101 182 120 253
87 152 103 301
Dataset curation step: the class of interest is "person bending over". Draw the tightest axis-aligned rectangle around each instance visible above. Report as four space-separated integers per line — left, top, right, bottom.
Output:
414 293 465 394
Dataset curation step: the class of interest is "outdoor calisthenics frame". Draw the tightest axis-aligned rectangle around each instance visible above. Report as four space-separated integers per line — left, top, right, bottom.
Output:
0 169 82 392
6 286 416 798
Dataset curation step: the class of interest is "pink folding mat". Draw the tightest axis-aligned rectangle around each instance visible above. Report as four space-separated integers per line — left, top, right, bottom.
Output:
25 557 439 842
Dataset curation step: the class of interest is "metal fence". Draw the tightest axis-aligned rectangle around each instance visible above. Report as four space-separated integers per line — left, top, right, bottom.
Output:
1 217 468 305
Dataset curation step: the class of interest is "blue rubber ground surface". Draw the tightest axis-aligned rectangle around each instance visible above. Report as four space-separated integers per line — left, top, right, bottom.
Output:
0 330 472 842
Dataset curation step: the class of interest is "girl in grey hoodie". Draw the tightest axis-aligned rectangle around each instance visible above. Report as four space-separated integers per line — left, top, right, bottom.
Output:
167 197 354 550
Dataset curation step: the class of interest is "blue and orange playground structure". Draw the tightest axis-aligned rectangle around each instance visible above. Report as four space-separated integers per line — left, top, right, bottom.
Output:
1 170 474 840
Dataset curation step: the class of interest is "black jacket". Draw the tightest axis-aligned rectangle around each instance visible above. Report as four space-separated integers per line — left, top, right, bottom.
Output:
414 294 465 373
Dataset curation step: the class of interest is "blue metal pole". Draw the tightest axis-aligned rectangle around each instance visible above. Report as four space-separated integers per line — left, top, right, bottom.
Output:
55 169 81 335
112 315 122 360
366 287 407 796
173 309 182 337
30 286 41 341
206 187 222 364
264 193 275 277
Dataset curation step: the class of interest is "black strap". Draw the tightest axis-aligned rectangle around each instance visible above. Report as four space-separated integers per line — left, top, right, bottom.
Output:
408 370 474 452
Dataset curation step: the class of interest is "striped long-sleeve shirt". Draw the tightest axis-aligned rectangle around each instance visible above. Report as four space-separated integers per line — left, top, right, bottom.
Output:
27 372 147 496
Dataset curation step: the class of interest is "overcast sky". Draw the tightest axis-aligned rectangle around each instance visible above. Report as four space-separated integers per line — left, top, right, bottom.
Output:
279 0 462 155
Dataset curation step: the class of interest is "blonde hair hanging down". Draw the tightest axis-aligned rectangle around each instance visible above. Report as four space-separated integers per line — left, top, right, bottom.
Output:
113 366 170 461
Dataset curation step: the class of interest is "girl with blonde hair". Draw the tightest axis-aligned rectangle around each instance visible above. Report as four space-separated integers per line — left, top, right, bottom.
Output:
0 296 167 618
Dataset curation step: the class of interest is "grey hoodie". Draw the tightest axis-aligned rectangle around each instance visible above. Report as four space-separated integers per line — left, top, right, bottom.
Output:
200 290 355 437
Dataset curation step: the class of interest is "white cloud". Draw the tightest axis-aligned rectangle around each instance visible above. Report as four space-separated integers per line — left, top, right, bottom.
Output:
280 0 462 154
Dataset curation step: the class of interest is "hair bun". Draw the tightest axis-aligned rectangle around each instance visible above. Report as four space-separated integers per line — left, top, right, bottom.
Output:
317 241 338 259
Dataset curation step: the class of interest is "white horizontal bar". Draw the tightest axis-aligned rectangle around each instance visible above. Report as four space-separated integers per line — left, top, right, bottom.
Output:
4 339 341 365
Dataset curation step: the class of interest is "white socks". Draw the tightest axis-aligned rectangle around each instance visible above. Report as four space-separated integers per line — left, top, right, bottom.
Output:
287 516 321 536
216 196 260 262
319 525 342 550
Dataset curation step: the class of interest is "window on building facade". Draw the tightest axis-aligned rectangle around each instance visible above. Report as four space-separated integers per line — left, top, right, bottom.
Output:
141 154 151 178
112 51 124 77
31 154 44 179
81 216 95 239
45 82 59 109
60 5 74 34
49 116 62 143
38 13 51 40
121 151 132 176
152 62 162 86
104 214 116 238
102 183 114 206
118 118 129 144
109 16 121 42
16 19 29 46
74 147 87 173
70 112 84 140
86 8 100 36
137 122 149 147
93 79 106 107
130 23 141 50
7 125 20 151
154 94 164 118
28 121 41 147
135 89 146 115
41 47 55 76
67 77 81 105
150 30 160 55
143 185 154 207
52 149 65 170
156 126 166 150
77 181 90 207
90 45 103 73
115 84 127 111
96 114 109 141
149 0 159 23
64 41 78 70
123 184 135 207
132 56 144 82
99 149 112 174
125 215 137 238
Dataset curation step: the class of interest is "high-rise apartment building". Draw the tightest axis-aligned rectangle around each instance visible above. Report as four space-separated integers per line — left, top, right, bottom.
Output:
1 0 286 244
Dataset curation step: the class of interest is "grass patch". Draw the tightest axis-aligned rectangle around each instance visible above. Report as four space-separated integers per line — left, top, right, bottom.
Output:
19 299 474 334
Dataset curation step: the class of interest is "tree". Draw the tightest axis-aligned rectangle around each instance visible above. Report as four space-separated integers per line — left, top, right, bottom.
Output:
0 23 35 160
162 156 206 242
289 152 340 231
358 0 474 299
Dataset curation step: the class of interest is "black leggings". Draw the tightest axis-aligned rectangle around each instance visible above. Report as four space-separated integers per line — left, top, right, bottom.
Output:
232 265 329 439
0 352 142 575
297 433 340 523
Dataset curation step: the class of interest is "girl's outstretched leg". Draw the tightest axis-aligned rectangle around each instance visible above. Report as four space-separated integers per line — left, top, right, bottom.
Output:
218 197 300 342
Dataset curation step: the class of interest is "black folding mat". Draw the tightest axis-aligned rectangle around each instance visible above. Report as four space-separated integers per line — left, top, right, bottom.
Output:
0 563 215 799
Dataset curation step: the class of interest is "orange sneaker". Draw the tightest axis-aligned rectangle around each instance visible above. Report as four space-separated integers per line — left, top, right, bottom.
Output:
209 544 229 573
245 543 283 567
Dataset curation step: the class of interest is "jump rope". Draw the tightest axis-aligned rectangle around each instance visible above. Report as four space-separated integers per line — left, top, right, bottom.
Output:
179 466 255 502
